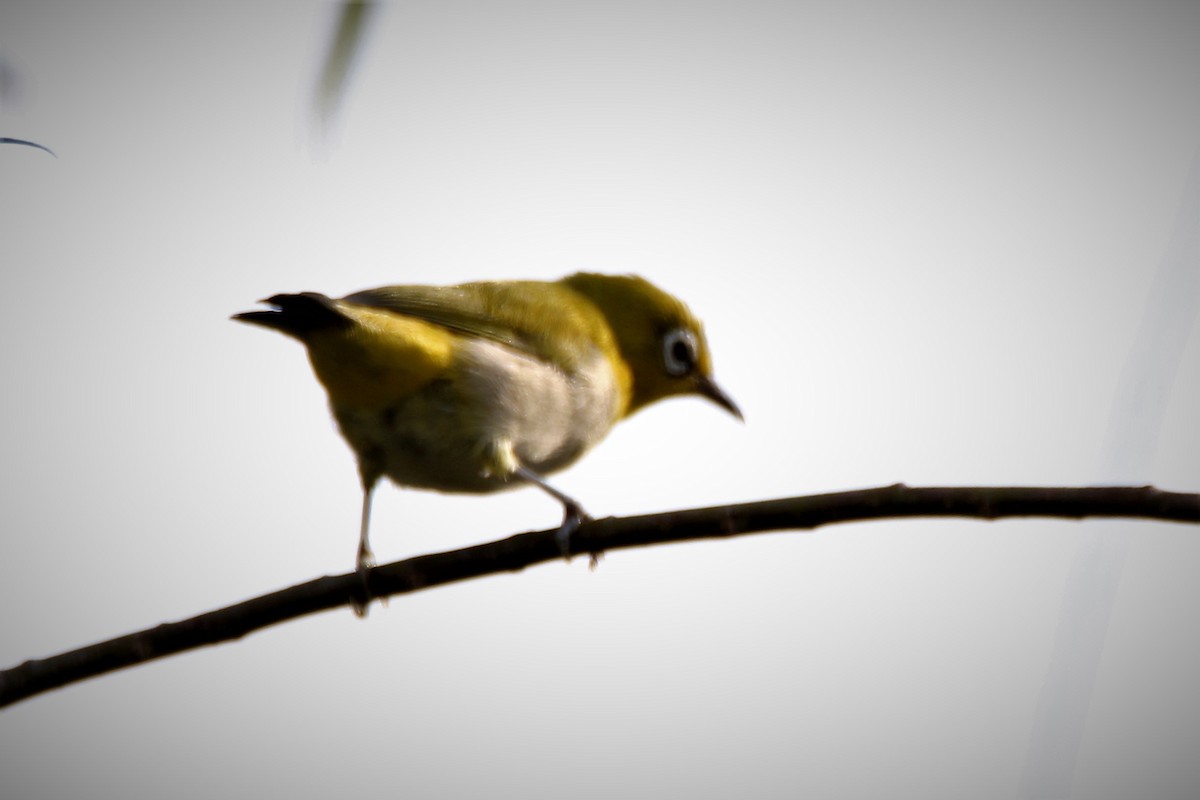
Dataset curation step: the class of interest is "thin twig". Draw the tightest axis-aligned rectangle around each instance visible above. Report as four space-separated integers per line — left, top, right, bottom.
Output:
1 484 1196 709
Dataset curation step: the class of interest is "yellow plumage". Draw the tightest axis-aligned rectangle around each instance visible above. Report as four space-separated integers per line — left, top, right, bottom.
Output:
234 273 740 597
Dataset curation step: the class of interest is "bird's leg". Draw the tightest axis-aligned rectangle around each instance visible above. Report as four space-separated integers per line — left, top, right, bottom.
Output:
513 465 591 559
352 481 377 617
356 481 377 572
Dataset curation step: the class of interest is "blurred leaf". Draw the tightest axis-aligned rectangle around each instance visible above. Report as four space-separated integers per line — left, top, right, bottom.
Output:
313 1 379 133
0 137 55 157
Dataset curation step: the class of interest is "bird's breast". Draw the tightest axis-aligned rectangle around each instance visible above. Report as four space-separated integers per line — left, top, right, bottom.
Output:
333 337 626 493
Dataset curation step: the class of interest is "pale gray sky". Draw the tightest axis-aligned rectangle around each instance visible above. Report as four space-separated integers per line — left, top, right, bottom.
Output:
1 2 1198 798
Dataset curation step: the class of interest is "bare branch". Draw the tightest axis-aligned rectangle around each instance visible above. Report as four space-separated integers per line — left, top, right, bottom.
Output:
2 484 1196 709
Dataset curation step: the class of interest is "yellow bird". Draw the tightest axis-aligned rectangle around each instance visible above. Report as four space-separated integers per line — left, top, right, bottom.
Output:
234 273 741 578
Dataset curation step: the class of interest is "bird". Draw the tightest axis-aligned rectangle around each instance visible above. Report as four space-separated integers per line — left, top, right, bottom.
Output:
234 272 741 590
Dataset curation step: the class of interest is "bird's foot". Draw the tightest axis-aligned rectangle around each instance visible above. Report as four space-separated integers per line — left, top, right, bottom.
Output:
554 501 592 560
351 550 376 618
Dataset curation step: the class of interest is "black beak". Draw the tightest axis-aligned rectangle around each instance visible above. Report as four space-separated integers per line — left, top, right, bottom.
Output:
695 375 744 421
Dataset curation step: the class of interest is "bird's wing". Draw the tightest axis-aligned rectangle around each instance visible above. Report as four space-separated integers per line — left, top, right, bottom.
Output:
342 281 612 372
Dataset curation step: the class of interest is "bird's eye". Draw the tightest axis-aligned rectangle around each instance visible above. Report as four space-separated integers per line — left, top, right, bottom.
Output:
662 328 698 377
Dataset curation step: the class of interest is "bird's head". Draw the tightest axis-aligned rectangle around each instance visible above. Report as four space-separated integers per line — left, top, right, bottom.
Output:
561 273 741 421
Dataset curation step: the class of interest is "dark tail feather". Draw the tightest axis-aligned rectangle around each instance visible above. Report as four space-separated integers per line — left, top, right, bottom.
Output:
232 292 353 338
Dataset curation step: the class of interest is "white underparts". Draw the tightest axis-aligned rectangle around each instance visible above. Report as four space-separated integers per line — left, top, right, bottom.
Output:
334 338 623 494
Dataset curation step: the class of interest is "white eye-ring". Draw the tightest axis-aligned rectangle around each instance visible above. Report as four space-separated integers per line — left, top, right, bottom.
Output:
662 328 698 377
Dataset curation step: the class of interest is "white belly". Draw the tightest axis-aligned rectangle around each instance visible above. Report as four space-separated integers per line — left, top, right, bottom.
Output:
333 338 623 493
